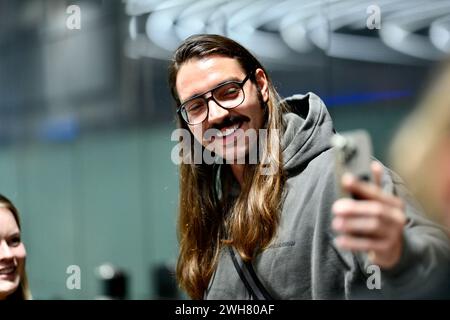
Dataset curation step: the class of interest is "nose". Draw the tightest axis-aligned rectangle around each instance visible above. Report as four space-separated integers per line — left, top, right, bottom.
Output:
207 99 229 126
0 241 13 261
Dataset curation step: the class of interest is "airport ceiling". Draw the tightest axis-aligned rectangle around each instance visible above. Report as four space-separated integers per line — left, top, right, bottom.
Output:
125 0 450 66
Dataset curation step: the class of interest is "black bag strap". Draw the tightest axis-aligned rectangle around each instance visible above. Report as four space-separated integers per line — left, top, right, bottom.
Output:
228 246 274 300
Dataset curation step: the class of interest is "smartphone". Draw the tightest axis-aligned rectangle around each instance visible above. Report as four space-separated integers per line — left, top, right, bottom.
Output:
331 130 373 198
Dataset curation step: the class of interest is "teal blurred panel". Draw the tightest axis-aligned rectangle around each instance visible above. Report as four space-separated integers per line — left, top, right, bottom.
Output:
0 147 20 205
77 130 147 299
76 126 179 300
18 143 78 299
140 126 179 299
0 126 181 300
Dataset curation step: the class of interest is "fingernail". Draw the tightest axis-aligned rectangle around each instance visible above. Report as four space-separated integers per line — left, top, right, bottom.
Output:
342 173 355 185
332 199 350 214
372 161 383 171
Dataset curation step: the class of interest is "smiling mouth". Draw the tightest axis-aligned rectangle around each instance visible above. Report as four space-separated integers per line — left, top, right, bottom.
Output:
215 121 243 140
0 266 16 276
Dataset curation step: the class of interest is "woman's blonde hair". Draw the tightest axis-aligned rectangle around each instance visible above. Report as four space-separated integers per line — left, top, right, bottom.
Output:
390 59 450 225
169 34 289 299
0 194 32 300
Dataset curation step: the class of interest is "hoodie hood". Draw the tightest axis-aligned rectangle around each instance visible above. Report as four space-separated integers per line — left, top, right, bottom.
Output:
281 92 335 176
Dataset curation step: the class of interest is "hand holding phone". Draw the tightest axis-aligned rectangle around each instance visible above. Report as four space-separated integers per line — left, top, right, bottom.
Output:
331 130 407 269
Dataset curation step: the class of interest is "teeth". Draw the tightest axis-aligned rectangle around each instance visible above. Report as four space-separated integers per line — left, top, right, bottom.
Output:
0 267 15 275
216 123 240 138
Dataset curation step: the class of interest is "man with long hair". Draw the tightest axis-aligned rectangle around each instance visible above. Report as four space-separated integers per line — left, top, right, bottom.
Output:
168 34 449 299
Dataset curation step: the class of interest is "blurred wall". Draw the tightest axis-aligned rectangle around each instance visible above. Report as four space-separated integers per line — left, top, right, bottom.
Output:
0 126 179 299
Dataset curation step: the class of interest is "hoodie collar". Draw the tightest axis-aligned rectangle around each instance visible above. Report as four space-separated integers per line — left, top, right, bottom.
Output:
281 92 336 176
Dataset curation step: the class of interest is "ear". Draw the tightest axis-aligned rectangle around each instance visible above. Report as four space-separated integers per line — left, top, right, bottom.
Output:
254 68 269 103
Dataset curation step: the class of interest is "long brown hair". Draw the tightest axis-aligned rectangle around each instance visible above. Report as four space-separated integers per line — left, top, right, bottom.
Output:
0 194 32 300
169 34 289 299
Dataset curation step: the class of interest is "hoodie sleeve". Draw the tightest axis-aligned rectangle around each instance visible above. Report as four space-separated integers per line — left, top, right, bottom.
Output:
358 166 450 297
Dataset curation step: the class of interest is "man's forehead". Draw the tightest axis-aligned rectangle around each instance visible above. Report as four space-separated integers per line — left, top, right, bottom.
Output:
189 56 224 70
185 55 241 70
176 56 245 100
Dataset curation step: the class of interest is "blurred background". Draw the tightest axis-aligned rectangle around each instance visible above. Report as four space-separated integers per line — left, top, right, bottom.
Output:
0 0 449 299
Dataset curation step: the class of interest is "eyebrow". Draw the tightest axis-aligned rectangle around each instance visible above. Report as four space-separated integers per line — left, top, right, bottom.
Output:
1 232 20 242
8 232 20 238
181 76 243 104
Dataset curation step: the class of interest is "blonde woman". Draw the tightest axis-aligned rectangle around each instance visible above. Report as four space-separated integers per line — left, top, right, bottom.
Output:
0 194 31 300
390 60 450 298
391 59 450 231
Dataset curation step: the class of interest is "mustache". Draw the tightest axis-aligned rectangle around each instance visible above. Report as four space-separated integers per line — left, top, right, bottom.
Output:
211 115 248 131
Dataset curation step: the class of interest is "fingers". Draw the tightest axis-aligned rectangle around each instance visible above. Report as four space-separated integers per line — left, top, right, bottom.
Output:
334 234 403 268
333 216 385 237
341 173 404 209
332 198 407 269
371 160 383 187
334 161 407 269
333 198 406 224
334 235 388 253
332 199 398 237
334 235 392 266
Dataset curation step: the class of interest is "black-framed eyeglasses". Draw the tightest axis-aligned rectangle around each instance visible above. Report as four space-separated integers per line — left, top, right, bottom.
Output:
177 72 253 125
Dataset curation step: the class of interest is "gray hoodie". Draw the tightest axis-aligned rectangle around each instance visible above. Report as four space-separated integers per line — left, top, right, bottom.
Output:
204 93 450 299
